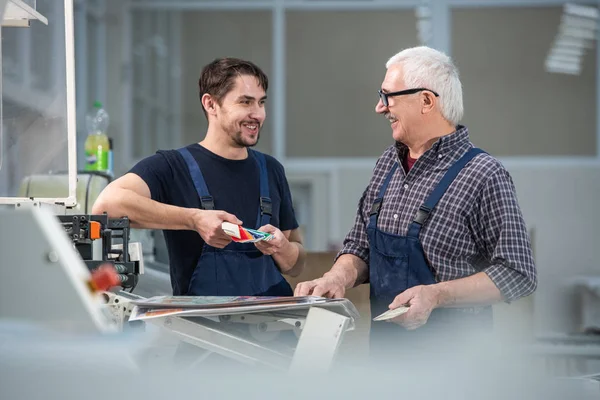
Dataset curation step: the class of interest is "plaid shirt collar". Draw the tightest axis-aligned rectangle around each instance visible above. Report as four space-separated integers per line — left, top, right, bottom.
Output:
394 125 472 175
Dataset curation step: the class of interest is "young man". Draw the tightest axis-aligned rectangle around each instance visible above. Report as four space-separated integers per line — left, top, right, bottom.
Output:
93 58 306 296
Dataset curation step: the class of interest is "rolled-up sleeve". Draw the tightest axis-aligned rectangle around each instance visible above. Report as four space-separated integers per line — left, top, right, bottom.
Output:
473 168 537 302
335 187 371 265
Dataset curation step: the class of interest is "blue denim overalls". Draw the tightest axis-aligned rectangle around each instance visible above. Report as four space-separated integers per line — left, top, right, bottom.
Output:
177 147 293 297
367 148 493 357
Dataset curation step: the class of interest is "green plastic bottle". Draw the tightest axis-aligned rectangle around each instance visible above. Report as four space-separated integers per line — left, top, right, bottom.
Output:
84 101 110 172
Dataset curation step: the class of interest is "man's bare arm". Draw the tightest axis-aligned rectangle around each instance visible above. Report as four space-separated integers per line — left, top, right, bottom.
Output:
254 227 306 277
434 272 504 308
294 253 368 298
326 254 369 289
92 173 241 248
272 228 306 277
92 173 193 230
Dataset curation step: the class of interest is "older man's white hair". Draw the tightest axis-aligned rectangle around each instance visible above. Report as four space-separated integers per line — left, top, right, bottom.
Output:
386 46 463 126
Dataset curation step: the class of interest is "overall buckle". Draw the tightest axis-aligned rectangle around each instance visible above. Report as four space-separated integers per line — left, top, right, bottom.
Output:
413 205 431 225
260 197 272 216
370 199 383 216
200 196 215 210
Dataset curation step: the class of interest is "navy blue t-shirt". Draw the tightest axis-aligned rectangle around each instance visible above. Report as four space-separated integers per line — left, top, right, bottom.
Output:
129 144 299 295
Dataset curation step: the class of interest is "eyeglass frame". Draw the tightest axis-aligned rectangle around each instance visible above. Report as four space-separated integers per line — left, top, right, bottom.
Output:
378 88 439 107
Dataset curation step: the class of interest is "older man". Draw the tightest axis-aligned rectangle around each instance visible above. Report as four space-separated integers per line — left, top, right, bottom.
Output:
295 46 536 355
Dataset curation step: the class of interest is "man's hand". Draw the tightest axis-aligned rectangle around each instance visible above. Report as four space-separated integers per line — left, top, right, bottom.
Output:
191 210 242 248
388 285 440 330
255 224 288 256
294 275 346 298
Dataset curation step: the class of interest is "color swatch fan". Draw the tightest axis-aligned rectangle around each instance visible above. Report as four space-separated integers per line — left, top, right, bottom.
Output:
221 222 273 243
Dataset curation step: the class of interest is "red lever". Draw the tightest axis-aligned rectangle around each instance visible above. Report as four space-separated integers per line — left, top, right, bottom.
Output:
89 264 120 291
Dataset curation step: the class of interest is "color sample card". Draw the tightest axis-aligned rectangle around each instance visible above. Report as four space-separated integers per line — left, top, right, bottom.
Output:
222 222 274 243
373 306 410 321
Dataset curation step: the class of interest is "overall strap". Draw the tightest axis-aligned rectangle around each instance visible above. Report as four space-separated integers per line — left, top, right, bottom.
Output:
406 147 486 238
177 147 214 210
368 162 399 229
250 149 272 228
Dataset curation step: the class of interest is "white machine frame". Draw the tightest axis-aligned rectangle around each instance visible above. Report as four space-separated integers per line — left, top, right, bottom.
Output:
0 206 357 374
105 290 354 373
0 207 115 333
0 0 78 207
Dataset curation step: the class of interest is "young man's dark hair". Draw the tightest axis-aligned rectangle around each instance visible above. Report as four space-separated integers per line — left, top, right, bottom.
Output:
198 58 269 118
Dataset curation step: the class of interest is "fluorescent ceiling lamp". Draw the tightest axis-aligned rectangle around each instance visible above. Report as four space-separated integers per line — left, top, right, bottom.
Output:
545 3 598 75
554 36 593 49
545 61 581 75
547 47 582 60
561 14 598 31
558 26 596 40
564 3 599 20
546 58 580 67
546 53 581 64
549 46 585 57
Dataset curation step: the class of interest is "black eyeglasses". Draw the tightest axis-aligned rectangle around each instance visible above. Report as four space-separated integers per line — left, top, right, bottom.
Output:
378 88 439 107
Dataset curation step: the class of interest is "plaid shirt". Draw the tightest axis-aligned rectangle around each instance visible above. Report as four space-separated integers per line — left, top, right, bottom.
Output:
337 125 537 302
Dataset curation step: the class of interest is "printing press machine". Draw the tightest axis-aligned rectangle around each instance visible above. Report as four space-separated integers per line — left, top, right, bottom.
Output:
57 212 142 291
0 206 360 375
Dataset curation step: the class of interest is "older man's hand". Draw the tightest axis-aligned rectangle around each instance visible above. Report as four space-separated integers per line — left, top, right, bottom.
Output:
294 275 346 298
388 285 440 330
